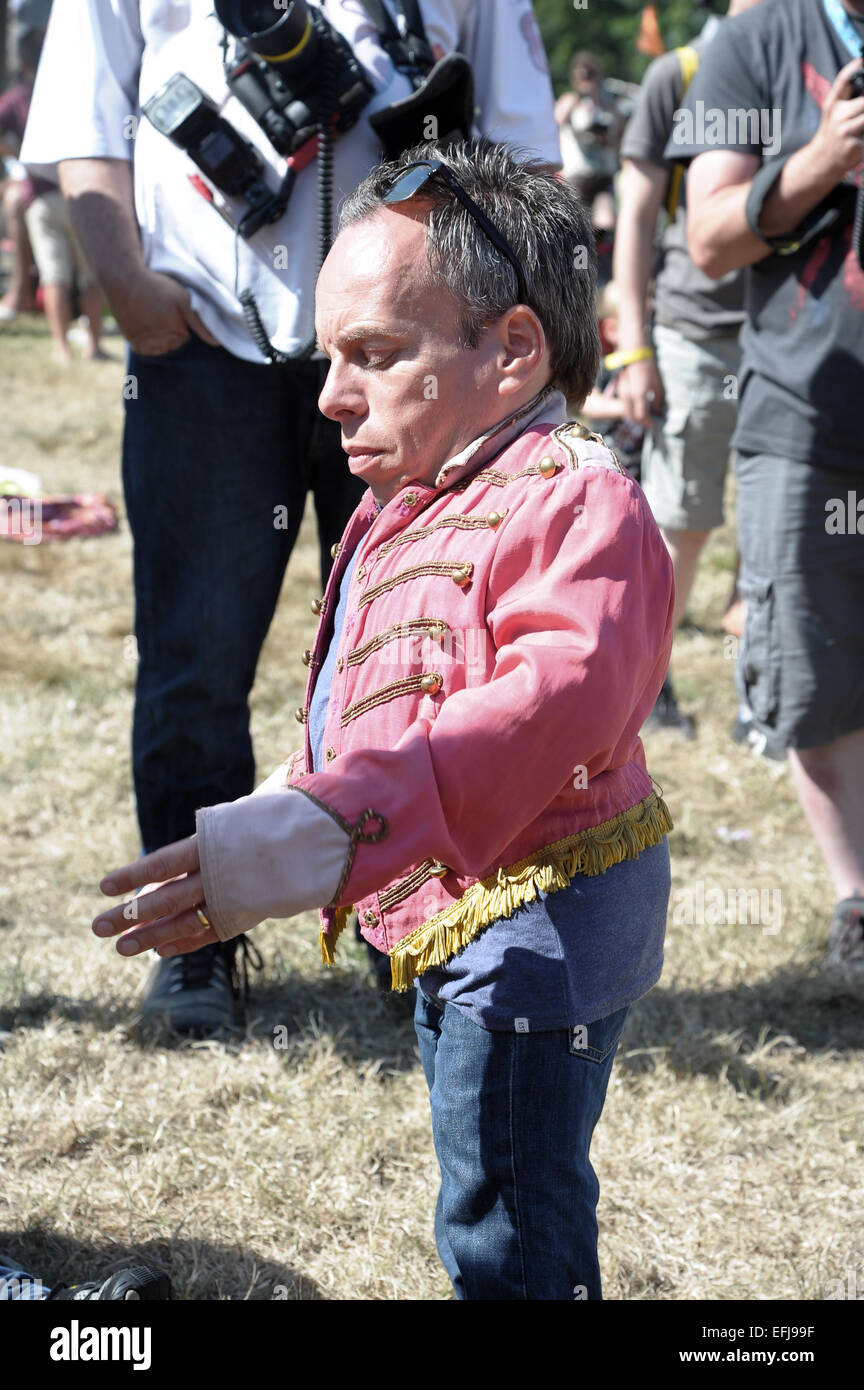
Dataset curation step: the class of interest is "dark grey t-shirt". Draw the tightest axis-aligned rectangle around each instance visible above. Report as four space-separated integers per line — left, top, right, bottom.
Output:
665 0 864 471
620 34 746 340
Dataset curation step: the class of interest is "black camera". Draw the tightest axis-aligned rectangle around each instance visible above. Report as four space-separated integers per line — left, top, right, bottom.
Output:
143 73 285 237
142 1 374 239
215 0 373 156
142 0 474 361
585 108 614 141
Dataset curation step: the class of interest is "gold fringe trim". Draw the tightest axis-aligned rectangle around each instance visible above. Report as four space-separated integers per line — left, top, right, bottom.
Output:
387 791 672 991
320 904 353 965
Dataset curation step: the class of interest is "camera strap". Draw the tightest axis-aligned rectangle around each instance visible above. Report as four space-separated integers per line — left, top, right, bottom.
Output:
358 0 436 80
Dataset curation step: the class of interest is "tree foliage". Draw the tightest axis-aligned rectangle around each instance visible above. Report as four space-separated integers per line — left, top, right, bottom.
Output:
533 0 721 90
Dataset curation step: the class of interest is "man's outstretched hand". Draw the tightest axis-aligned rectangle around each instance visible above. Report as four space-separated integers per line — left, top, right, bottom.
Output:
93 835 218 958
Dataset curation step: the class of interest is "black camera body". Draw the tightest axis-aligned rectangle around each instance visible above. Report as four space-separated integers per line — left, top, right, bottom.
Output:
142 73 285 237
218 1 373 157
143 0 374 239
142 0 474 360
143 74 262 200
586 108 615 141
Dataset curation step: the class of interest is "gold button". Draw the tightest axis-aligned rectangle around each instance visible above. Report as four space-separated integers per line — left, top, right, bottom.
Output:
429 625 446 643
402 491 419 506
487 511 504 527
363 909 378 927
336 657 344 673
311 597 324 616
539 456 558 477
295 707 307 724
420 672 443 695
429 861 449 878
330 542 341 560
356 564 366 580
325 746 336 762
302 649 313 666
570 422 593 440
451 564 472 587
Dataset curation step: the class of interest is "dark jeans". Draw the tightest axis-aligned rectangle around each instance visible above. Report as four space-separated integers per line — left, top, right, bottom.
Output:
122 337 365 853
414 987 629 1300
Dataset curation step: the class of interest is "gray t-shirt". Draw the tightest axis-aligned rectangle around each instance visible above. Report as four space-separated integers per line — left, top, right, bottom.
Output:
665 0 864 471
620 34 746 340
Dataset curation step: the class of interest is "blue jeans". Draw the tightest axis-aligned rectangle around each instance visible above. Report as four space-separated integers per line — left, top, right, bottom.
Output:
414 989 629 1300
123 338 365 851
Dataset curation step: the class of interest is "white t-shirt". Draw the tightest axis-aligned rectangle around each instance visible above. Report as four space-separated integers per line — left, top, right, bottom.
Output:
21 0 560 360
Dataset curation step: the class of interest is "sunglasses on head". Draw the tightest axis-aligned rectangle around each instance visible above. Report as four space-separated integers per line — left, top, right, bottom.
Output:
382 159 530 308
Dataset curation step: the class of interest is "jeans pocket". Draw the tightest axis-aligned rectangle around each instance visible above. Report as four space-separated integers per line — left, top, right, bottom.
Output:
567 1005 629 1062
738 574 781 725
130 334 196 364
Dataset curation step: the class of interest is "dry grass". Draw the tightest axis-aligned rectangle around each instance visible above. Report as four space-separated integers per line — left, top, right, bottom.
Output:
0 315 861 1301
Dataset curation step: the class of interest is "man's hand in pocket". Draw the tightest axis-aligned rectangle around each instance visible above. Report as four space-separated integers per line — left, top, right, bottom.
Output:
113 269 221 357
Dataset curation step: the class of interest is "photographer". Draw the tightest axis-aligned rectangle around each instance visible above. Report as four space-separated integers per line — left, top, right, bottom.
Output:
677 0 864 973
20 0 560 1032
556 51 628 267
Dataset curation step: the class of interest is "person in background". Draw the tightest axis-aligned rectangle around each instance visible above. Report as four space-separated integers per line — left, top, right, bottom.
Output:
23 183 105 361
556 51 628 213
579 280 646 481
0 28 46 320
0 24 104 358
556 51 633 284
681 0 864 974
614 0 769 744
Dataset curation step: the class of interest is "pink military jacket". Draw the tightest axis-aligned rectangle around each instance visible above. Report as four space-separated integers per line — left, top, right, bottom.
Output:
283 389 675 989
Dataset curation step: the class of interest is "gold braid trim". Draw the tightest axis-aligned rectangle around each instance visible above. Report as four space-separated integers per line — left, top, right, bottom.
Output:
472 463 555 487
377 515 493 557
346 618 449 667
386 791 673 991
359 560 473 609
340 672 442 726
320 904 354 965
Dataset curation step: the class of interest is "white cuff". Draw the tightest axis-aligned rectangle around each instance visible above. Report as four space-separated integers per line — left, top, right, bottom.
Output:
250 761 293 798
196 787 351 942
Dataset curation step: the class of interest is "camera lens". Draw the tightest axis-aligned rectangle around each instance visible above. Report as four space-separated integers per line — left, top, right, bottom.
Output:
214 0 311 61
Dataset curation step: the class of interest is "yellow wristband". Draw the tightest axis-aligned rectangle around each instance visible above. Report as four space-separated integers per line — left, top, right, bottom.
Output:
603 346 655 372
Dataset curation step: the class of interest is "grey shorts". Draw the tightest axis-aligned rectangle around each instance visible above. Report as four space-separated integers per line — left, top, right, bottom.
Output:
24 188 96 290
641 324 741 532
736 452 864 750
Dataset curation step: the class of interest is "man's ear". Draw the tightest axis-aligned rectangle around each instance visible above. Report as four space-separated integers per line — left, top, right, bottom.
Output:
494 304 548 395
